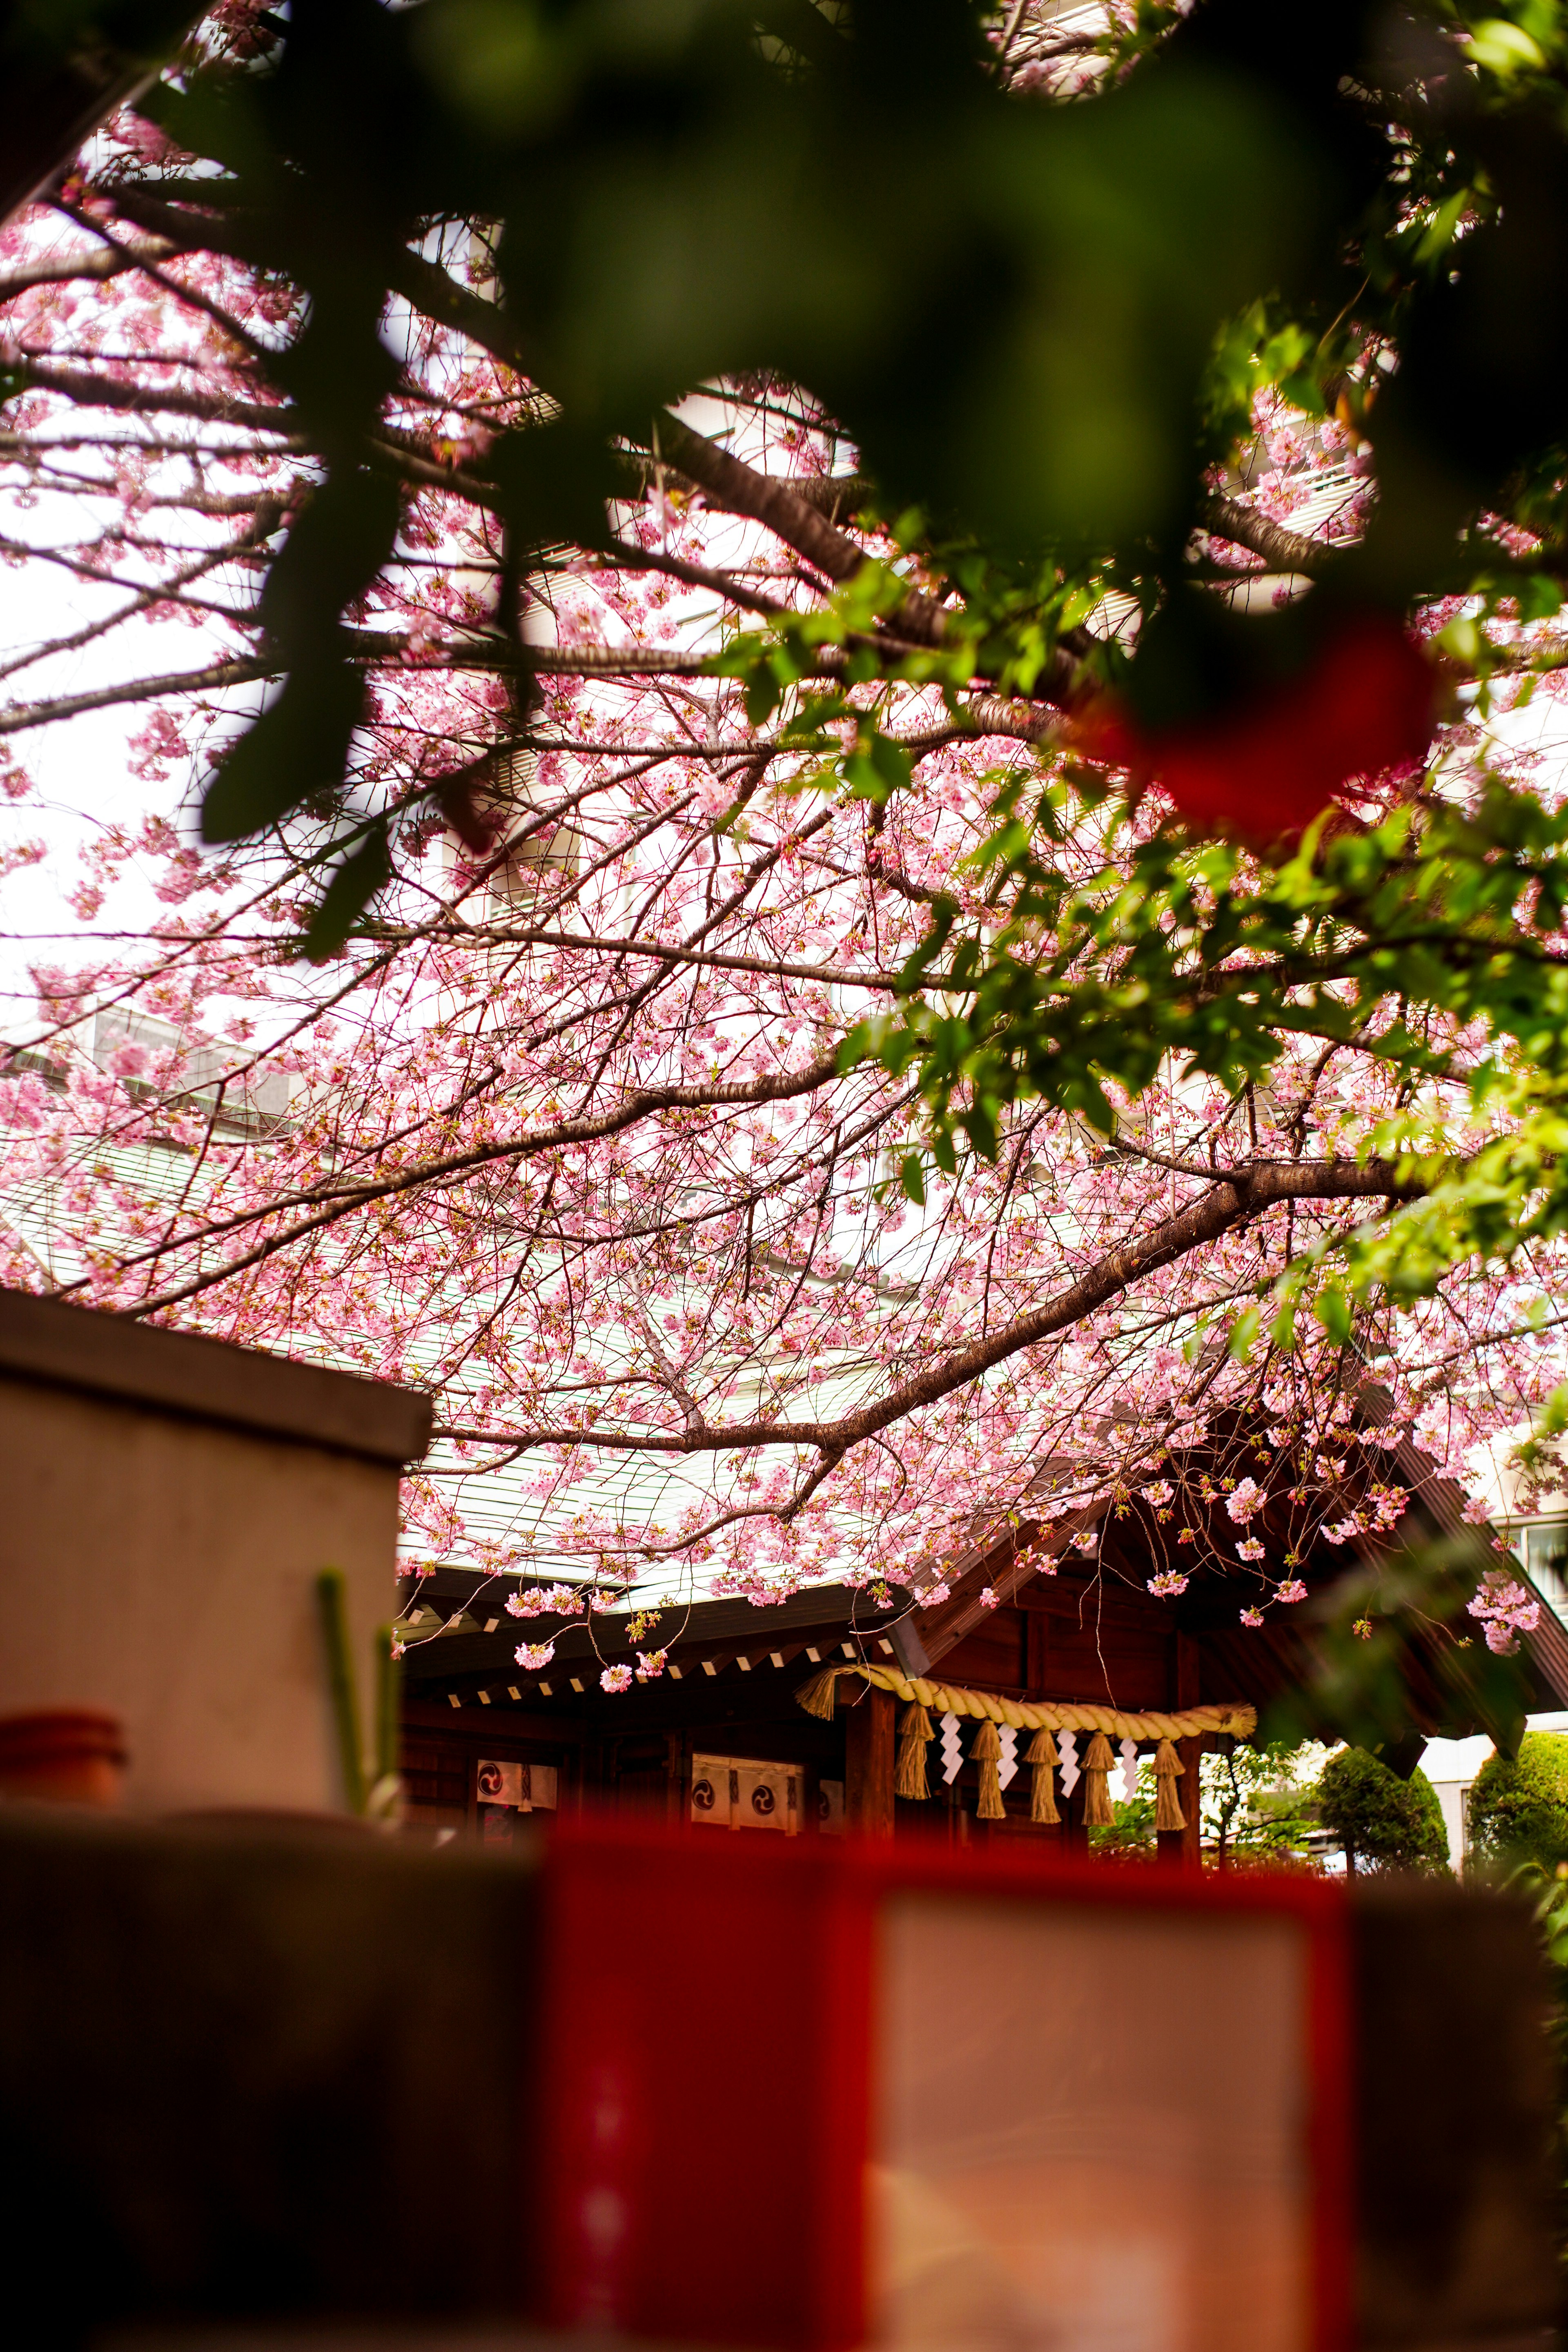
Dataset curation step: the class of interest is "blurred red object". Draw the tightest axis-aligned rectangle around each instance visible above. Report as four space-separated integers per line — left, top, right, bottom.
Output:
535 1822 1354 2352
0 1809 1554 2352
0 1707 127 1805
1084 617 1434 843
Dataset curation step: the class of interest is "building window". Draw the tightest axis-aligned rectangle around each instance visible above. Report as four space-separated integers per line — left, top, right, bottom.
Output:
477 742 581 913
91 1008 293 1139
490 820 579 911
1511 1519 1568 1617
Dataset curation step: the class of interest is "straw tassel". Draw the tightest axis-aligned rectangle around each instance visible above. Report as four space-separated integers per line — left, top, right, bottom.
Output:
1081 1731 1116 1827
971 1717 1007 1820
795 1668 843 1721
1153 1737 1187 1832
1024 1728 1060 1825
792 1663 1258 1745
895 1703 934 1800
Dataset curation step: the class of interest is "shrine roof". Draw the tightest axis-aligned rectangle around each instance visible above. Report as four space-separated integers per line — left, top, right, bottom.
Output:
396 1568 912 1716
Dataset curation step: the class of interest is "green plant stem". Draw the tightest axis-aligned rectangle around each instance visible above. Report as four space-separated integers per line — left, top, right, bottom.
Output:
316 1567 366 1815
375 1621 401 1788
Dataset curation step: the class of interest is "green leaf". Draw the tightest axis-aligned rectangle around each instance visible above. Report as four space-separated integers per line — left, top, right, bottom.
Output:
199 466 401 849
745 667 781 728
1313 1283 1353 1347
1270 1294 1299 1352
1517 573 1563 624
1227 1303 1262 1362
303 821 393 962
1413 186 1471 267
258 470 401 647
899 1153 926 1206
844 725 914 804
1464 18 1547 74
201 659 368 845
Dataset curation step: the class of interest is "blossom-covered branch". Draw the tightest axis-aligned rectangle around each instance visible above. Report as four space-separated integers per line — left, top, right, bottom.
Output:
2 0 1568 1647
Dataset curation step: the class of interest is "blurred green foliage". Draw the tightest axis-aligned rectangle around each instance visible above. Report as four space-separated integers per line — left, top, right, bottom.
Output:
1502 1855 1568 2257
1261 1544 1531 1759
1470 1732 1568 1871
1092 1736 1324 1862
1316 1742 1450 1871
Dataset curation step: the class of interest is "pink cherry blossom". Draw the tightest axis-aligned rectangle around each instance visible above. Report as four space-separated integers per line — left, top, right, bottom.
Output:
0 163 1551 1697
1467 1572 1541 1658
514 1641 555 1670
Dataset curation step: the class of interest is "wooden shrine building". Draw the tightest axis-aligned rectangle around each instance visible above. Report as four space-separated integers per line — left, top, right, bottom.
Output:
399 1398 1568 1857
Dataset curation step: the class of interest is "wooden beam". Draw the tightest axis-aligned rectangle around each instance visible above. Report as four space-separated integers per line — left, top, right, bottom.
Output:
401 1698 586 1744
1062 1751 1090 1862
917 1504 1099 1666
1026 1606 1048 1695
1176 1735 1205 1869
844 1687 895 1840
1158 1632 1203 1870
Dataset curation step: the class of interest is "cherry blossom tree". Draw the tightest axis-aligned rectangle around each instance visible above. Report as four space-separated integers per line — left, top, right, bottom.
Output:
0 1 1565 1687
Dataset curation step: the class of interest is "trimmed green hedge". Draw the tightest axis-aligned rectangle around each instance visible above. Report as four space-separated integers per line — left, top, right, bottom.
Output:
1316 1746 1450 1873
1467 1733 1568 1872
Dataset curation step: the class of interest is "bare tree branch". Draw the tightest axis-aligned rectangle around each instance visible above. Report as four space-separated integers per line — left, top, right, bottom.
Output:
1201 492 1334 578
89 1051 849 1314
437 1156 1425 1461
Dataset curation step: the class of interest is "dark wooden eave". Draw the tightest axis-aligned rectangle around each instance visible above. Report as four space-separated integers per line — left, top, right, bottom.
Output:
902 1396 1568 1738
396 1571 907 1726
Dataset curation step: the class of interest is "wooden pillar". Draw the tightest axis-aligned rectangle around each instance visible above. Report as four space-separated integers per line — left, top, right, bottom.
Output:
1183 1735 1207 1868
1156 1738 1206 1867
1061 1752 1090 1861
1025 1610 1078 1855
575 1736 603 1816
664 1730 687 1829
844 1687 895 1840
1157 1632 1203 1869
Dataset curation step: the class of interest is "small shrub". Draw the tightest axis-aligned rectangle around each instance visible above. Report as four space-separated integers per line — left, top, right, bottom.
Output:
1467 1733 1568 1873
1212 1849 1326 1877
1316 1746 1449 1873
1089 1788 1157 1856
